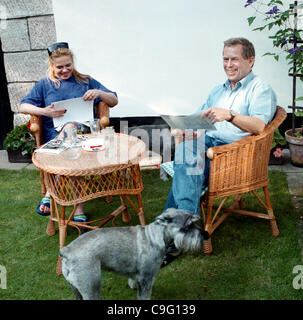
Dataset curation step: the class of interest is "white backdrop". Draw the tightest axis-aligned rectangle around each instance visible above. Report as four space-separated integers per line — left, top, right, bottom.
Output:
52 0 300 117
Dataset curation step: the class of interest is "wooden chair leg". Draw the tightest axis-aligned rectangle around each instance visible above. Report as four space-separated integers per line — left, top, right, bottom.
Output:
203 237 213 255
263 186 279 237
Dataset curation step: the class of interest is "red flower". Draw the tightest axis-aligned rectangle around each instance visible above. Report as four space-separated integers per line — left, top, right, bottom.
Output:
273 147 283 158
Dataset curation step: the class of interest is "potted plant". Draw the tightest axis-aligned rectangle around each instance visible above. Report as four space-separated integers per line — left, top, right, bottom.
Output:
269 128 287 164
245 0 303 166
285 109 303 166
3 124 36 163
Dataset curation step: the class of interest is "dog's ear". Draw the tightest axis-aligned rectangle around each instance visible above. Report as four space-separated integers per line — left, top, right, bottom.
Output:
180 214 200 232
155 215 172 226
184 214 199 226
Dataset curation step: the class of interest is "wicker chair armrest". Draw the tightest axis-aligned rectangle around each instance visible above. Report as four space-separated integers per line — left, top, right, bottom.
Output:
206 134 256 159
98 101 110 128
29 114 43 147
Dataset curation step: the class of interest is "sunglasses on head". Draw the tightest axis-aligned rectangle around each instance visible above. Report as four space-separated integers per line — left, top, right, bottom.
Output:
47 42 69 56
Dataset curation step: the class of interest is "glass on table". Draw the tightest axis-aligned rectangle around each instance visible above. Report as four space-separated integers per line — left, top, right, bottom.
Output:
89 119 101 137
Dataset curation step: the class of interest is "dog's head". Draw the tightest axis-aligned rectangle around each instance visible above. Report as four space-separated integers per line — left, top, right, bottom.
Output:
155 208 209 251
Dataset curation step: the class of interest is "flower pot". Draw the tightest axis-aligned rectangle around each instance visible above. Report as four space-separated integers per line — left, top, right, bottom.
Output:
285 129 303 167
7 150 32 163
269 147 284 165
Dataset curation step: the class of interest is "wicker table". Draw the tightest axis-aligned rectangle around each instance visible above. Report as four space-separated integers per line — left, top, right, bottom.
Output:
32 133 146 274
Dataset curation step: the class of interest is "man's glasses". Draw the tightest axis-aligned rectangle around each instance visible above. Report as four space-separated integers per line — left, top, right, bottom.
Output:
47 42 69 56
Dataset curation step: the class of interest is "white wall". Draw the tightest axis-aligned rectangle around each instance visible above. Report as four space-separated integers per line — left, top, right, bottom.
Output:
52 0 300 117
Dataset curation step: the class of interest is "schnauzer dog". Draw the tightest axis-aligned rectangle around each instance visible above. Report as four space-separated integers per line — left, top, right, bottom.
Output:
60 208 209 300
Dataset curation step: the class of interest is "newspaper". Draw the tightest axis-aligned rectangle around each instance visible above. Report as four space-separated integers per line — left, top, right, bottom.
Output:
161 112 216 130
52 97 94 129
35 136 88 155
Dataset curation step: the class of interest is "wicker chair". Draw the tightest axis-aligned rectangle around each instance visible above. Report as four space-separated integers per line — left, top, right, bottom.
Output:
174 106 287 255
29 101 110 195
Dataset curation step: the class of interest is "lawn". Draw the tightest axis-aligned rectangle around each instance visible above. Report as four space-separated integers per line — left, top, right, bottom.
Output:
0 168 302 300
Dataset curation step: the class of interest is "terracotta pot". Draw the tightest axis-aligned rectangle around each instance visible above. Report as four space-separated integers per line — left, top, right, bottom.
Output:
285 128 303 167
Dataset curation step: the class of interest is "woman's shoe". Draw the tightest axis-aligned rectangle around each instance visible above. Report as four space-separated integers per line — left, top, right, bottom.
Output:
36 197 51 216
73 214 88 222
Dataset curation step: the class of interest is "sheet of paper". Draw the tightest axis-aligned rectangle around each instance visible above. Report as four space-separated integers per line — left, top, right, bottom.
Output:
161 112 216 130
52 97 94 128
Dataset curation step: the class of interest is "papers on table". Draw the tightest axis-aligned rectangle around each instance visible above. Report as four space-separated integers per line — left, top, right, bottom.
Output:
52 97 94 128
161 112 216 131
35 136 89 155
35 139 67 154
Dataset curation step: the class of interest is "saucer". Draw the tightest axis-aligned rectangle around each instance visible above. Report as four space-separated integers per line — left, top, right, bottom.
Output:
82 138 105 151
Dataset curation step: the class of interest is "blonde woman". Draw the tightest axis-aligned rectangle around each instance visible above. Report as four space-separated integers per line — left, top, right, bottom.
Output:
19 42 118 218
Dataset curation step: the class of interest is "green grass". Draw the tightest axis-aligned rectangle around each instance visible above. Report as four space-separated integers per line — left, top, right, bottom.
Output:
0 168 302 300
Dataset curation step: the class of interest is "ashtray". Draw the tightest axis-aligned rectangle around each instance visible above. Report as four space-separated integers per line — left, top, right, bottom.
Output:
82 138 105 151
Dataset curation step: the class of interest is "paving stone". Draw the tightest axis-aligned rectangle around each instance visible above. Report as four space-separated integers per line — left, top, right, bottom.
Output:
287 173 303 197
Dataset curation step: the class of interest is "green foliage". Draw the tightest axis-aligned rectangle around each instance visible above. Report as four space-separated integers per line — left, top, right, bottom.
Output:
271 128 287 149
3 124 36 156
245 0 303 103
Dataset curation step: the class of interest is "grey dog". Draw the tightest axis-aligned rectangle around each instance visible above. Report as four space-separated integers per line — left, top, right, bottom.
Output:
60 208 209 300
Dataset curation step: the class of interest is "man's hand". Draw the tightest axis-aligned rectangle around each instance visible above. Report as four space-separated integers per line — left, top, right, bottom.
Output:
171 129 204 141
201 107 231 124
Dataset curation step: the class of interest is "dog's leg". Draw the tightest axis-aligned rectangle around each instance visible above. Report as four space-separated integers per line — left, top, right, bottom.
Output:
136 275 155 300
128 278 137 290
69 283 83 300
66 260 101 300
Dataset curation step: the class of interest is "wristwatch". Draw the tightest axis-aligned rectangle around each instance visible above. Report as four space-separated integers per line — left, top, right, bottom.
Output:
228 109 237 122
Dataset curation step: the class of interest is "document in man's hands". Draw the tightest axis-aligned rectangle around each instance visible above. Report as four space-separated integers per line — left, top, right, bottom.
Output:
161 112 216 130
52 97 94 128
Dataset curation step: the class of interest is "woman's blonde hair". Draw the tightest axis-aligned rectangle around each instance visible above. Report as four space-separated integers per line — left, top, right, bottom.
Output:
47 47 91 87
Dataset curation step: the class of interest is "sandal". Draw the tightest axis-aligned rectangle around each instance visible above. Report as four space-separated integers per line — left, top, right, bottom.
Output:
36 197 51 216
73 214 88 222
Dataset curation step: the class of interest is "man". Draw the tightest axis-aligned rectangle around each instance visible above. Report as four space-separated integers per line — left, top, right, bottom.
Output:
162 37 277 267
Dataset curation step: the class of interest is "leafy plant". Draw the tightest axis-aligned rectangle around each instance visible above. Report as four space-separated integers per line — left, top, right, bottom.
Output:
271 128 287 149
3 124 36 156
245 0 303 137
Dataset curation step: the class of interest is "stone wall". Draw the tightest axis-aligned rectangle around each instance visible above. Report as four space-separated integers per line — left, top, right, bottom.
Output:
0 0 56 126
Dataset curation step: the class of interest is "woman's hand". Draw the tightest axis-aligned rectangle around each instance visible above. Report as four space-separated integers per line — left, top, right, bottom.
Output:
83 89 118 106
44 104 66 118
83 89 101 101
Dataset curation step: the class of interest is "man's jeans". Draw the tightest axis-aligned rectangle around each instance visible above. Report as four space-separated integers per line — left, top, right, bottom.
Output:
164 134 226 215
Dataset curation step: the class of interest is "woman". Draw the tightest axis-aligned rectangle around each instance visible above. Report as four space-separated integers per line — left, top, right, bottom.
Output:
19 42 118 220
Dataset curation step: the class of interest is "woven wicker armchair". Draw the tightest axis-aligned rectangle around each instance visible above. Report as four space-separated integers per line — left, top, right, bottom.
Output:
29 101 110 195
173 106 287 255
201 106 287 254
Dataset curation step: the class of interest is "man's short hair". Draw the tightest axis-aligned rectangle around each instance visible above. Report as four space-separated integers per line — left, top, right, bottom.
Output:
224 37 255 59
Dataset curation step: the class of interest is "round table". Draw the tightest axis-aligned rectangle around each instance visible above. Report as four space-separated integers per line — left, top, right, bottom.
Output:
32 133 146 274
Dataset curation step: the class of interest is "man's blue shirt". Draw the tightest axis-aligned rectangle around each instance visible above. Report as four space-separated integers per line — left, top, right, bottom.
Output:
197 72 277 144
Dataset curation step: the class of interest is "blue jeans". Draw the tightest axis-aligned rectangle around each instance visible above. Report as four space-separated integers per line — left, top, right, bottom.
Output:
164 134 226 215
